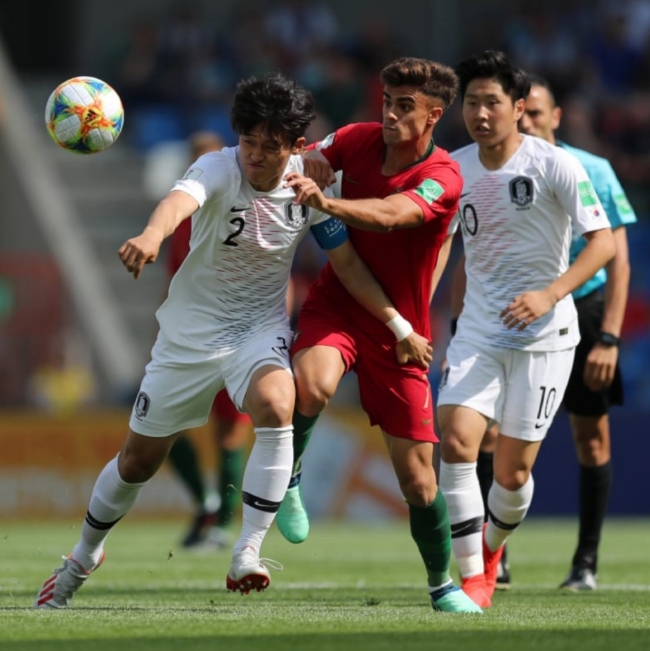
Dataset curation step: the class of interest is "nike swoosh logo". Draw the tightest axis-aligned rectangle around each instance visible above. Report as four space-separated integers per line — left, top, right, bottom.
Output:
534 422 546 429
230 206 248 213
460 192 471 199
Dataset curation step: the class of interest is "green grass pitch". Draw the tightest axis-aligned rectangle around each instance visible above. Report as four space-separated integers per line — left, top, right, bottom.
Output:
0 518 649 650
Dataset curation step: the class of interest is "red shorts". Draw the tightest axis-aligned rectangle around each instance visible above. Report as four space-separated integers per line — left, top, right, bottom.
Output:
211 388 251 424
292 302 438 442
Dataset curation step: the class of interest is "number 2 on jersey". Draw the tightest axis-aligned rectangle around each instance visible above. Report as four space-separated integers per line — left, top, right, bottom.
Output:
224 217 245 247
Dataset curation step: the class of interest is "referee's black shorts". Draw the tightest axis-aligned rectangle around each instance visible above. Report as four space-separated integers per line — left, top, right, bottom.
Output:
562 289 624 417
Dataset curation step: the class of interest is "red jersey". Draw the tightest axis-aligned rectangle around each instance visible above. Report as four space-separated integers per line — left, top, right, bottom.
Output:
308 122 462 340
167 217 192 277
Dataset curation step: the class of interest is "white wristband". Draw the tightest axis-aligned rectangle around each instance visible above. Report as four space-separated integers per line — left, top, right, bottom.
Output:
386 315 414 342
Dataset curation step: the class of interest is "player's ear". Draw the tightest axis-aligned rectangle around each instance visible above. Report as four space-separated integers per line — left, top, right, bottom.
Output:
292 137 307 154
552 106 562 131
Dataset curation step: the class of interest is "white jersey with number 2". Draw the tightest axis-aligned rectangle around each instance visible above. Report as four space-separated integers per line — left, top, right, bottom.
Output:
156 146 333 351
451 134 611 352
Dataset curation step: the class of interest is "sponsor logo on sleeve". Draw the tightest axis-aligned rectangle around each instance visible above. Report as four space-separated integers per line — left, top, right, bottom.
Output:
182 168 204 181
613 193 633 216
316 132 335 150
509 176 533 207
578 180 598 207
414 179 445 204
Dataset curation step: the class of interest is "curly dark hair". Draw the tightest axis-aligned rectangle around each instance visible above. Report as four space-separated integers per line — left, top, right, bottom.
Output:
455 50 530 102
230 73 316 145
380 57 459 110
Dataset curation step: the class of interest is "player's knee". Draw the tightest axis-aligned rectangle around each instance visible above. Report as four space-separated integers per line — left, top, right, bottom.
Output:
118 435 169 483
440 432 474 463
493 468 529 492
249 394 294 428
401 476 435 507
295 378 332 416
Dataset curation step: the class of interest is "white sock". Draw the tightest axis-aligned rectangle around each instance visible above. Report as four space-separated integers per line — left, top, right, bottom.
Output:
72 456 146 569
234 426 293 555
439 460 485 578
485 476 534 552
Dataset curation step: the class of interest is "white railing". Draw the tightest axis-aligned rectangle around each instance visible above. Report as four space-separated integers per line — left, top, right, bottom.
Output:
0 39 142 393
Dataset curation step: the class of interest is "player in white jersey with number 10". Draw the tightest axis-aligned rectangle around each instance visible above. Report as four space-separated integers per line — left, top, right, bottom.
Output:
435 50 615 610
34 73 432 609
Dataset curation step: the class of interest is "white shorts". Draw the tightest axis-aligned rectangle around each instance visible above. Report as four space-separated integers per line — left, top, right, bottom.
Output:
129 326 294 437
437 336 575 441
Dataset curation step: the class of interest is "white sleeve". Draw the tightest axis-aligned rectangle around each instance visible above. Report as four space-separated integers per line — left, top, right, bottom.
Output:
550 148 611 237
170 152 241 209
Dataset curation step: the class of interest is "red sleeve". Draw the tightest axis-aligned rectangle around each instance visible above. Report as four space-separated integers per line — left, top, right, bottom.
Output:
167 218 192 277
402 162 463 224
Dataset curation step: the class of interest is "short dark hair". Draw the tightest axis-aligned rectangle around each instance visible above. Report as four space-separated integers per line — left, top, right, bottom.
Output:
526 73 557 105
230 73 315 145
455 50 530 103
380 57 459 110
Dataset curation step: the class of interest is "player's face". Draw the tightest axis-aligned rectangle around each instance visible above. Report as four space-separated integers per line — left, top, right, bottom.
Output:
381 85 442 146
238 128 302 192
519 85 561 144
462 78 525 148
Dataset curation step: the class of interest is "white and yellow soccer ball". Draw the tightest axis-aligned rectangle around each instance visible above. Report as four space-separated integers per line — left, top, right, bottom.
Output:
45 76 124 154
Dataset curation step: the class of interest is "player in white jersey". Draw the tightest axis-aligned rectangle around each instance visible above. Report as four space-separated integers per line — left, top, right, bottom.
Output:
34 73 432 609
435 51 615 609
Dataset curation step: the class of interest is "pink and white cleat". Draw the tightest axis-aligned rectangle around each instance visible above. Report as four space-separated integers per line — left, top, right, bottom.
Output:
34 552 105 609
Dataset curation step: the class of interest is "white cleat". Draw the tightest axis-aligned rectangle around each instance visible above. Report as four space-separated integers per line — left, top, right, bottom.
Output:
226 546 279 595
34 552 105 609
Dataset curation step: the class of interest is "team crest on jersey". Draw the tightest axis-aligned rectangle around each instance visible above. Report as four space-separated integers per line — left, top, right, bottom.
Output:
134 391 151 418
509 176 533 207
285 202 309 228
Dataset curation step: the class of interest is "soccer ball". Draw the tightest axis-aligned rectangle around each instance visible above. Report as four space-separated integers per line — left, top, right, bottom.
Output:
45 76 124 154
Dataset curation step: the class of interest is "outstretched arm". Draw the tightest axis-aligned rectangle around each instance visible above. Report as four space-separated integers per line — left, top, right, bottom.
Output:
284 172 423 231
118 190 199 279
325 240 432 369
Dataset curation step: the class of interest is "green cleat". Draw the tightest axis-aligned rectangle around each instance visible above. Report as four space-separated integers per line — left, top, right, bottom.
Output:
276 485 310 543
430 583 483 614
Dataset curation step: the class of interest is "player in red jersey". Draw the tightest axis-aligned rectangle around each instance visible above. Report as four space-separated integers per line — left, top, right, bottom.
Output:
165 132 252 550
281 57 482 614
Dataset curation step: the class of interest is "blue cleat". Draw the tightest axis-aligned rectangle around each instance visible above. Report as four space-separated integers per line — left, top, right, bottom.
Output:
430 582 483 613
276 485 310 544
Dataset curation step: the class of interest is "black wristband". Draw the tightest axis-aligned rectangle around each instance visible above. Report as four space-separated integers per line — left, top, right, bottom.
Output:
450 317 458 337
599 332 621 347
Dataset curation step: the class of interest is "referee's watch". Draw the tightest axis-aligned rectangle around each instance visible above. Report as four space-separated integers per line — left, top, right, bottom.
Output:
598 332 621 347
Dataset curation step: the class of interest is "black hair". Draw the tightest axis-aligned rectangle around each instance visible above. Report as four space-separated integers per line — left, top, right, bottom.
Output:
525 73 557 105
230 72 315 146
380 57 458 110
455 50 530 103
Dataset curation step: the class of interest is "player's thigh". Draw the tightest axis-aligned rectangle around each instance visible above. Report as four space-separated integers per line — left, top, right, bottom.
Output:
292 304 355 411
500 347 575 441
129 335 225 437
355 345 437 443
437 336 505 424
226 325 295 426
